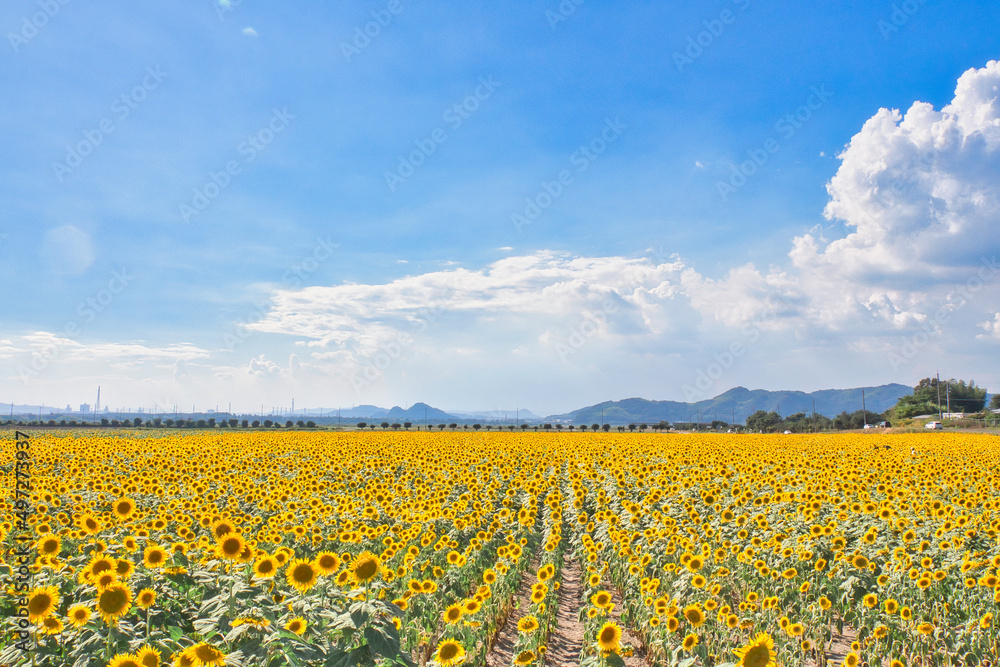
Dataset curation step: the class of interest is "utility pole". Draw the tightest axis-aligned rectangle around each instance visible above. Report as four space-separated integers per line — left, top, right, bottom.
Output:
936 371 942 421
862 389 867 428
946 382 950 416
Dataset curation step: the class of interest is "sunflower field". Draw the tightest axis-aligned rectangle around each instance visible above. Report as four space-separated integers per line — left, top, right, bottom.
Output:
2 430 999 667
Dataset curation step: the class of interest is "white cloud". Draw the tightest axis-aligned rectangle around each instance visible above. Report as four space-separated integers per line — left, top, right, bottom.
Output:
242 27 258 37
979 313 1000 340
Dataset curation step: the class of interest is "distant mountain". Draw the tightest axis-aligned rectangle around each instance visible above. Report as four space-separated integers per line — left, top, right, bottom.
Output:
385 402 456 422
543 384 912 425
449 409 541 422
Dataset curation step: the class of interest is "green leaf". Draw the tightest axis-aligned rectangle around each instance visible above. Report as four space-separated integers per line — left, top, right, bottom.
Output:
607 653 626 667
364 624 399 660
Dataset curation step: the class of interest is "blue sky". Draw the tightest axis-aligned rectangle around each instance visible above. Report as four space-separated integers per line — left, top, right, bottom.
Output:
2 0 999 416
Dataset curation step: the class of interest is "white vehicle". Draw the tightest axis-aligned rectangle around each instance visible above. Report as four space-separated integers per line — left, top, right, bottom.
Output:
925 421 942 430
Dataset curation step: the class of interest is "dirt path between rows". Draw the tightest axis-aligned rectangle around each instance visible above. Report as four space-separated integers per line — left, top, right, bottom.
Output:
486 556 541 667
542 558 585 666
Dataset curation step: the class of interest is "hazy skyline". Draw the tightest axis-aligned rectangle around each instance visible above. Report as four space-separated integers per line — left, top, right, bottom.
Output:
2 1 999 415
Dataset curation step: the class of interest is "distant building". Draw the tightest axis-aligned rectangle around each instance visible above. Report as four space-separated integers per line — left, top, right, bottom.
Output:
79 403 90 413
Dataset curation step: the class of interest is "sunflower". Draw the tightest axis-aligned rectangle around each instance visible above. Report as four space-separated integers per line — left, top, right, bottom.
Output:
115 558 135 580
536 564 554 582
112 498 136 520
733 632 774 667
211 519 236 540
514 649 535 666
352 551 382 582
97 583 132 624
39 616 63 635
682 633 699 651
596 621 622 652
79 513 102 535
252 555 278 579
683 604 705 628
443 604 463 624
183 642 226 667
844 653 860 667
434 639 466 666
286 558 319 593
107 654 142 667
863 593 878 608
136 645 161 667
462 598 482 615
216 534 246 561
143 545 169 569
96 572 119 590
483 569 497 584
38 535 61 557
136 588 157 609
67 604 92 628
285 617 307 636
591 590 613 610
27 585 60 622
884 598 899 614
517 615 539 633
334 569 354 587
314 551 341 575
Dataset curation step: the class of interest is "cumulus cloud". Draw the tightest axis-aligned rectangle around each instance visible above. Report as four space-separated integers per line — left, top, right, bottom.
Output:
979 313 1000 341
242 61 1000 376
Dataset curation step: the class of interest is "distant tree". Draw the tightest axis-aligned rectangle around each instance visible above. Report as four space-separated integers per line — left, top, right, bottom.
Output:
403 422 412 430
892 377 987 417
219 419 228 428
555 424 563 431
746 410 782 433
208 418 217 427
368 423 375 430
242 419 249 427
306 421 316 428
357 422 367 429
391 423 401 431
543 423 552 430
991 394 1000 410
473 424 481 431
484 425 492 431
591 424 600 432
520 423 529 430
152 417 162 427
133 417 142 427
285 420 293 428
602 423 611 432
567 425 575 432
101 418 109 426
263 419 273 428
628 423 636 432
639 423 647 431
251 420 260 428
381 422 390 430
296 420 305 427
